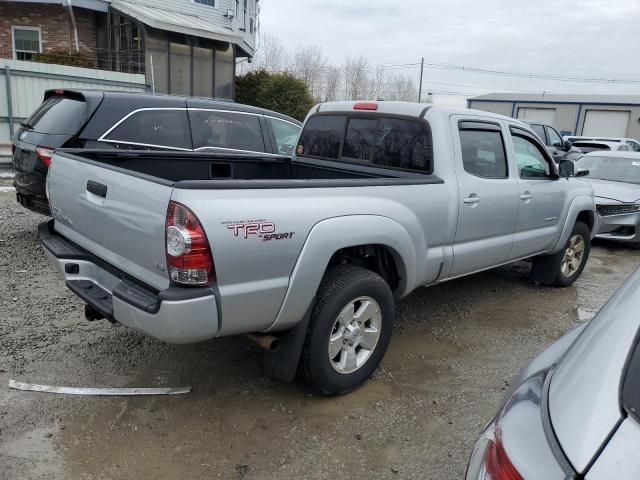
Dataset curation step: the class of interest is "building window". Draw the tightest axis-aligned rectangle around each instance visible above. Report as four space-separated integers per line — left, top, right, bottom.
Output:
194 0 215 6
12 27 41 61
243 0 247 28
215 43 234 100
170 41 191 96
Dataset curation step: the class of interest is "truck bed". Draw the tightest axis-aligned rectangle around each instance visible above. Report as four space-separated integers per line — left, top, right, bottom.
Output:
59 150 440 188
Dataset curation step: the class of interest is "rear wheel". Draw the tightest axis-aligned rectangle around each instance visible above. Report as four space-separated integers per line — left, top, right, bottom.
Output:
301 265 394 395
531 221 590 287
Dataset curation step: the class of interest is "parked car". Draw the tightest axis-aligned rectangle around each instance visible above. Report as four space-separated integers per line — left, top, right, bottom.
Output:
522 120 574 162
40 101 597 395
12 89 302 216
565 135 640 152
573 152 640 248
466 266 640 480
571 140 633 154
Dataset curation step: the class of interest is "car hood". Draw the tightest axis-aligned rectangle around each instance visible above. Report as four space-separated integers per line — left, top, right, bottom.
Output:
548 269 640 474
583 178 640 203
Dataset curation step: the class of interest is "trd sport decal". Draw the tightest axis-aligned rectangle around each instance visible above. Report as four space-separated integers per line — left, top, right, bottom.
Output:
222 220 295 242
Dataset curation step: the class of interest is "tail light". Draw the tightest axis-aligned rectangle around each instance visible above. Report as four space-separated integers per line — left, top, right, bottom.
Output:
483 429 523 480
165 201 215 285
353 102 378 111
36 146 55 167
11 143 16 155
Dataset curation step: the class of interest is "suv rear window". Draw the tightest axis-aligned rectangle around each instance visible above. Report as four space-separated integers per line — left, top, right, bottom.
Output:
298 114 432 173
190 110 266 153
104 109 192 150
25 95 87 135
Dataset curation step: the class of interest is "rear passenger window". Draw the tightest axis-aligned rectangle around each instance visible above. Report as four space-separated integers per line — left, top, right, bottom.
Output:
104 109 191 149
190 110 265 152
297 115 344 160
459 129 508 178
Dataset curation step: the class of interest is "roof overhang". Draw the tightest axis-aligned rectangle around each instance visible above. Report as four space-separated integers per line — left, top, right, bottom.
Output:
111 0 249 54
10 0 110 12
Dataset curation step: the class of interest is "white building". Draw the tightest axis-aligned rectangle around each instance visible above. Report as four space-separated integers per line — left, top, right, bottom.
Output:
468 93 640 140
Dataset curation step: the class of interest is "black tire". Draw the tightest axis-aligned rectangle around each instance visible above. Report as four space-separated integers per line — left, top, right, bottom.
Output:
301 265 394 395
531 221 591 287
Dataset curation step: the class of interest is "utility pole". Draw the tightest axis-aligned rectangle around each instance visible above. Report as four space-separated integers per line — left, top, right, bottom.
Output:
418 57 424 102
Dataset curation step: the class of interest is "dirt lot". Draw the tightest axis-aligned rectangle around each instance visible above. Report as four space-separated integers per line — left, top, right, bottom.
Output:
1 186 639 480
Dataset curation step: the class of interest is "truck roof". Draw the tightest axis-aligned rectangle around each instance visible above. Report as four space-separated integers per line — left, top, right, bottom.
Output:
314 100 521 124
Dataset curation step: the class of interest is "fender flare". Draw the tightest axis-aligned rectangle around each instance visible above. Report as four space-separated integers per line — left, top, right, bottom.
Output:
549 195 596 255
264 215 418 332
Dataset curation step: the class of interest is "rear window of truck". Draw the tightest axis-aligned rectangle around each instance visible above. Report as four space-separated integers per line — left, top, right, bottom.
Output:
25 95 87 135
297 114 432 173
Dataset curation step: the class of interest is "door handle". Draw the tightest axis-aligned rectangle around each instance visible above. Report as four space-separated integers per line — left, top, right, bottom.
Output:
87 180 108 198
520 191 533 201
463 194 481 205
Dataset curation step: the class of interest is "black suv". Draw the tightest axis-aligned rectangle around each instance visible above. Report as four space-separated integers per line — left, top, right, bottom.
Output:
12 89 302 215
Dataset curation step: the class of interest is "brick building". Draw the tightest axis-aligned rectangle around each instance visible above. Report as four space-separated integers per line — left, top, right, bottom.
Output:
0 2 98 61
0 0 259 99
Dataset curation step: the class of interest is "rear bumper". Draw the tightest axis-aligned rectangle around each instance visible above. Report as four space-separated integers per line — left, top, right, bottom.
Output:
15 183 51 216
39 221 219 344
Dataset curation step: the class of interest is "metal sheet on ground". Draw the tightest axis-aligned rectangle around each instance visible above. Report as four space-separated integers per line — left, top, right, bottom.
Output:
9 379 191 396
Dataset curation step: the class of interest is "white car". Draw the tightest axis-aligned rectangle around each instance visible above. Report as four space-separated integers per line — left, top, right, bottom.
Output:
564 136 640 152
571 140 634 154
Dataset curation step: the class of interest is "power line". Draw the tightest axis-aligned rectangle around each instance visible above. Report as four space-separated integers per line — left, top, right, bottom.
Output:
251 58 640 85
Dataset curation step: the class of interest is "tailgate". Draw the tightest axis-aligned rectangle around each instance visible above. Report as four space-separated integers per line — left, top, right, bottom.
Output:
46 152 172 290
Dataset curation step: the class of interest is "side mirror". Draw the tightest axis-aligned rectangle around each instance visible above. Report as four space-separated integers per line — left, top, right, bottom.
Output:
558 160 575 178
575 169 590 178
563 140 573 152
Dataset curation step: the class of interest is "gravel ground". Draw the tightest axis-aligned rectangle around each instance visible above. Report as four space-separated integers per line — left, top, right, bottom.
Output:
1 189 639 480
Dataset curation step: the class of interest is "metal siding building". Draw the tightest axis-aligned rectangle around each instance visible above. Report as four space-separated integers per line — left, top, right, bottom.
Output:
468 93 640 140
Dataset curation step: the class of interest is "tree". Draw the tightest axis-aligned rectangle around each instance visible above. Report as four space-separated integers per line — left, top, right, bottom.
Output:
290 45 328 100
323 66 341 102
235 69 272 105
343 55 369 100
256 34 288 72
386 75 418 102
236 70 315 121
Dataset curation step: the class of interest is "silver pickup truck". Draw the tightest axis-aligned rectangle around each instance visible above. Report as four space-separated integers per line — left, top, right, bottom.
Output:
41 101 597 395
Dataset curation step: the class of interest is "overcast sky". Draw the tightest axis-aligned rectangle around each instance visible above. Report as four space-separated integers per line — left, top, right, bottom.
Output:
260 0 640 105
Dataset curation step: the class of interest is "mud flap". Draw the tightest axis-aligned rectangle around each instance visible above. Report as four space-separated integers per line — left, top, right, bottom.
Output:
530 252 561 285
263 297 316 382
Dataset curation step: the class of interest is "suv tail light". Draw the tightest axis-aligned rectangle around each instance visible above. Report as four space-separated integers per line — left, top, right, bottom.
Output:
36 146 55 167
165 201 215 285
11 143 16 155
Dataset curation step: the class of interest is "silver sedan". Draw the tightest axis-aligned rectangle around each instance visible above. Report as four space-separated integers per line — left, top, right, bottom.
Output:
466 267 640 479
575 152 640 248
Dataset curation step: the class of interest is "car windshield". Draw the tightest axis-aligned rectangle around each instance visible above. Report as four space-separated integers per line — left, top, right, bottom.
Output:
576 155 640 184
